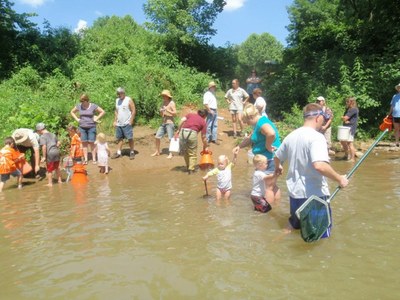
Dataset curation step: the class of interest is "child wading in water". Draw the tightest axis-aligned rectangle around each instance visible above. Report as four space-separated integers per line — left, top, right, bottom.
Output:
251 154 280 212
67 125 83 162
202 153 237 203
93 133 110 174
36 123 62 186
0 137 24 192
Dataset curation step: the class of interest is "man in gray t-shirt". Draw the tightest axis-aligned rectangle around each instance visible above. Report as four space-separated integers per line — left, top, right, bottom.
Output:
274 103 348 239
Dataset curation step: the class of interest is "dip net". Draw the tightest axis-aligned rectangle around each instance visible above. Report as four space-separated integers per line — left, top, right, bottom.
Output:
296 195 332 242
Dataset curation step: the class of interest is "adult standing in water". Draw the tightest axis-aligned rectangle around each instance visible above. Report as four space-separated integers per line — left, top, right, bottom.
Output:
151 89 177 158
274 103 348 238
12 128 40 175
111 87 136 160
203 81 219 145
233 104 281 204
246 69 262 104
388 83 400 147
340 97 359 162
176 109 209 174
70 93 105 164
225 79 249 138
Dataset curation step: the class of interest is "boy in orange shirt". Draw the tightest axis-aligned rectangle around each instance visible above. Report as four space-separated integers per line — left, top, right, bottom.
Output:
67 125 83 162
0 137 24 192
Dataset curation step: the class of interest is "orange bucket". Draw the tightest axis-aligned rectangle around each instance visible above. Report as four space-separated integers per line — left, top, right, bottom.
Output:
71 163 88 184
199 150 214 170
379 115 393 131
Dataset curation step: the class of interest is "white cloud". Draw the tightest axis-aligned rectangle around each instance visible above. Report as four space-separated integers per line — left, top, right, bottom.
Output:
74 20 88 33
224 0 246 11
95 11 103 17
19 0 48 7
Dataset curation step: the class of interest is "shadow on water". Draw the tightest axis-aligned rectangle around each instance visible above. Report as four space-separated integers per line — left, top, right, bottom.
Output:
0 152 399 298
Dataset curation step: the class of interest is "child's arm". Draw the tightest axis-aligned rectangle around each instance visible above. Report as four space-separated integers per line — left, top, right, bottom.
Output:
70 145 76 158
202 168 218 181
41 145 47 162
232 153 238 165
106 143 110 156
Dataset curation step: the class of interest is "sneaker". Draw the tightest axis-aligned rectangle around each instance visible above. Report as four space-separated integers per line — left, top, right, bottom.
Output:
211 140 220 145
129 151 135 160
111 153 121 159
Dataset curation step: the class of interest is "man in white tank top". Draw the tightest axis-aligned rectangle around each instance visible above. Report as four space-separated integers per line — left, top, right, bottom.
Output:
111 87 136 160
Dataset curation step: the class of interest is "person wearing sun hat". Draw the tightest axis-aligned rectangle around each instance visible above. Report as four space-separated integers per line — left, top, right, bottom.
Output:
388 83 400 146
203 81 219 145
151 89 177 158
12 127 41 174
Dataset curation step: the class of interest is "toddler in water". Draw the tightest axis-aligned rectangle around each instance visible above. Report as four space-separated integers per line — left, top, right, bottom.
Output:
251 154 280 213
93 133 110 174
202 153 237 202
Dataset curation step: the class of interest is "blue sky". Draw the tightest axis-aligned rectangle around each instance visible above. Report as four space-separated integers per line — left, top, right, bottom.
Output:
12 0 293 47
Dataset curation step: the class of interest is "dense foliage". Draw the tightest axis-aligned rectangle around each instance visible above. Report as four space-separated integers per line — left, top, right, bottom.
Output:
266 0 400 138
1 0 399 143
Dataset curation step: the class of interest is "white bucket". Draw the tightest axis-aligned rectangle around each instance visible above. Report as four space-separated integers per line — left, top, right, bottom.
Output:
169 138 180 153
337 126 350 141
247 149 254 164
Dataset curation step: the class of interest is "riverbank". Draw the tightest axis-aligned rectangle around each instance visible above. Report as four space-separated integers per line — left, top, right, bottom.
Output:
99 107 397 174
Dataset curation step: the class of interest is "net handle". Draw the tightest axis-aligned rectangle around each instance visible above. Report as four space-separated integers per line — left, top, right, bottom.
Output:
328 128 388 202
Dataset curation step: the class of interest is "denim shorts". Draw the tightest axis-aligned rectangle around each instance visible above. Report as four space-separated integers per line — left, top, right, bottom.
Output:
155 123 175 139
1 169 22 182
116 124 133 140
265 159 275 175
79 126 97 142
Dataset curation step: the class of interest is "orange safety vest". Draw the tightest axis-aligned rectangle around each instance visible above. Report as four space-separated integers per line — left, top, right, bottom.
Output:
0 146 20 174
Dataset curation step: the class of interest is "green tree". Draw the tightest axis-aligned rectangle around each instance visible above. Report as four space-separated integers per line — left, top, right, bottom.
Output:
143 0 226 44
0 0 36 79
237 33 284 72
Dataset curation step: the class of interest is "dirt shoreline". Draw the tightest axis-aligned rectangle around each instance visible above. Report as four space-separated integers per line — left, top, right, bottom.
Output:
97 108 398 173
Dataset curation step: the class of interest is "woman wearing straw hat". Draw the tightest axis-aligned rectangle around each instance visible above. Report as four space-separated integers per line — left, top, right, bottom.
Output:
388 83 400 147
151 90 177 158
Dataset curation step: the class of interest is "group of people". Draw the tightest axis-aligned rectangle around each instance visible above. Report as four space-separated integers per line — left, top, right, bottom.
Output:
4 74 394 241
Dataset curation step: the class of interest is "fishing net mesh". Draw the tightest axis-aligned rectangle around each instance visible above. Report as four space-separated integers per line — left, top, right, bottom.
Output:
296 196 331 243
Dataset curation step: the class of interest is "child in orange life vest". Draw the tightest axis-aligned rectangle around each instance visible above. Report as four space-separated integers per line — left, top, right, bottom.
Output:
67 125 83 163
0 137 24 192
202 153 237 202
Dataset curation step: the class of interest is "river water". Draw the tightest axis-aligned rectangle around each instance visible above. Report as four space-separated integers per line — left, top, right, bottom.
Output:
1 152 399 299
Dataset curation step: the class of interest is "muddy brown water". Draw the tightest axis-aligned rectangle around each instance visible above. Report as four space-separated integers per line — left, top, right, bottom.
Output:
1 151 399 299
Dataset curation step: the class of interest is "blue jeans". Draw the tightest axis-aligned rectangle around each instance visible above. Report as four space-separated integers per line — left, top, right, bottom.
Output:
206 109 218 142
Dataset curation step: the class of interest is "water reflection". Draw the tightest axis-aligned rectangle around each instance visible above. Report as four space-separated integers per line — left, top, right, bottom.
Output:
0 153 399 298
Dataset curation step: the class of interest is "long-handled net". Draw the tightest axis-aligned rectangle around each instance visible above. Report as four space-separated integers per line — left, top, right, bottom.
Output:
295 129 388 243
